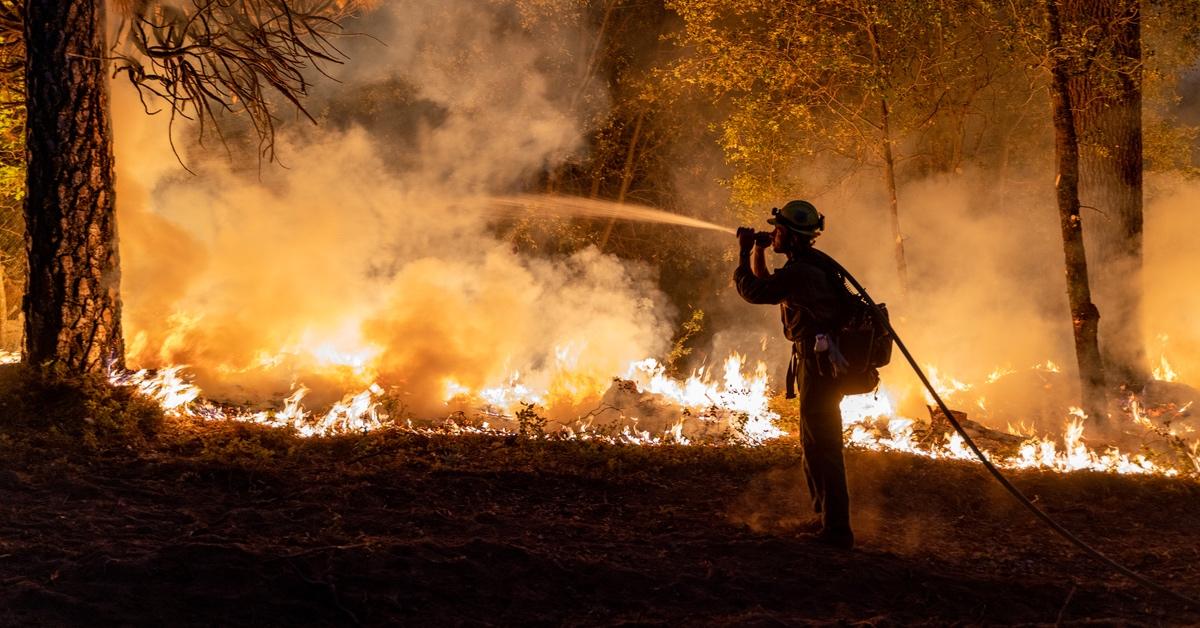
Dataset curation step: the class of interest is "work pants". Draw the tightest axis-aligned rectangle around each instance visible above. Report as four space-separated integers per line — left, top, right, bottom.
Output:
797 361 851 533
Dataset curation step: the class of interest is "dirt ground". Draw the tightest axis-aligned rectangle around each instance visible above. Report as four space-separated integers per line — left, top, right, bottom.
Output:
1 422 1198 626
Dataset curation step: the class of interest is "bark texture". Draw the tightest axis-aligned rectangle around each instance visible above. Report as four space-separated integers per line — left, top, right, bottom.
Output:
23 0 123 373
1063 0 1145 385
1046 0 1108 423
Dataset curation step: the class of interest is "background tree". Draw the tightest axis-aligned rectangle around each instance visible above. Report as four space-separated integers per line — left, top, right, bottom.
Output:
19 0 358 375
515 0 731 374
1060 0 1146 387
1045 0 1108 423
664 0 1003 292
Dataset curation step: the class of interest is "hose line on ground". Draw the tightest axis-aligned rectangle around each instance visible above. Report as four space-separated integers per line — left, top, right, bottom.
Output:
815 250 1198 609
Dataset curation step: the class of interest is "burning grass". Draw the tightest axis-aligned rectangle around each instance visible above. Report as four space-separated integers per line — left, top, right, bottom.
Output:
88 348 1200 480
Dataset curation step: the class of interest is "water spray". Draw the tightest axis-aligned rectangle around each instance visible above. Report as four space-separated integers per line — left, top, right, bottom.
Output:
482 194 737 234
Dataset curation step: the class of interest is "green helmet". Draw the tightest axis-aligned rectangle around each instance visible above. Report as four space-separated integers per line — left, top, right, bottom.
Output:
768 199 824 237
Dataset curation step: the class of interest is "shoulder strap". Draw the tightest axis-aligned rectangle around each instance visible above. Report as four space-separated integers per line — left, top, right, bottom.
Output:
801 247 859 304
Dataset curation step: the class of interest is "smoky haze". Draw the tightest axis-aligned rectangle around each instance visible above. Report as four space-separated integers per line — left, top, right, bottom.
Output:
708 161 1200 426
111 1 1198 429
114 0 670 416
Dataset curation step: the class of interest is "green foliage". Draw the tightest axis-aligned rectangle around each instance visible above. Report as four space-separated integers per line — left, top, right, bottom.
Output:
665 308 705 375
665 0 1009 209
1145 117 1200 176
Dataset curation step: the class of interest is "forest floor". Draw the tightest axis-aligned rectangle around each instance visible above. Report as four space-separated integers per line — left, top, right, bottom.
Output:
1 416 1199 627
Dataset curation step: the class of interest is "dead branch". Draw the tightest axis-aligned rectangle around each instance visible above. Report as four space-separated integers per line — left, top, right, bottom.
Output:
110 0 362 164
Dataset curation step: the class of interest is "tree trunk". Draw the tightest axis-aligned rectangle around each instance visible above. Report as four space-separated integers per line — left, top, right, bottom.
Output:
878 97 909 295
1063 0 1146 386
23 0 123 373
1046 0 1108 424
864 16 909 294
598 108 645 252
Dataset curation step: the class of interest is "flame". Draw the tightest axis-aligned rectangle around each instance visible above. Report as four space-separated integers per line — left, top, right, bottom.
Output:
95 346 1197 478
1153 355 1178 383
1033 359 1061 373
1152 333 1179 383
986 366 1016 384
922 365 972 404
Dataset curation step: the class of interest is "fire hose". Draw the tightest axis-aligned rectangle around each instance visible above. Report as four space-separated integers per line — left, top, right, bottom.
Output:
818 252 1199 609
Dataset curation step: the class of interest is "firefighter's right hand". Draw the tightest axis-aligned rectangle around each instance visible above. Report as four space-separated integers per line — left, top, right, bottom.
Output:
736 226 756 252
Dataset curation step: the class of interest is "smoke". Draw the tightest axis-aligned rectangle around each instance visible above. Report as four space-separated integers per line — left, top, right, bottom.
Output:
1144 174 1200 380
113 0 671 415
702 158 1200 428
109 1 1200 428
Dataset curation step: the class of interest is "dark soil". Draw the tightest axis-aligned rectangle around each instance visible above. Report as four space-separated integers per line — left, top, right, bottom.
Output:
1 420 1198 626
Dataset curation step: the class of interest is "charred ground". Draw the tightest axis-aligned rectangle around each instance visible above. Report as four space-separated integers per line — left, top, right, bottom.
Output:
1 412 1198 627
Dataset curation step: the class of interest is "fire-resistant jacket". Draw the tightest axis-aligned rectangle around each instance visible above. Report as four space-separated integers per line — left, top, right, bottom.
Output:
733 247 844 345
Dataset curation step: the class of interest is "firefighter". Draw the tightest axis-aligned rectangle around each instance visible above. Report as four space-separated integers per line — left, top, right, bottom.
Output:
734 199 854 550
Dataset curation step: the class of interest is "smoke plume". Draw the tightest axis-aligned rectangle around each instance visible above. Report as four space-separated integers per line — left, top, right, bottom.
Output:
113 0 670 415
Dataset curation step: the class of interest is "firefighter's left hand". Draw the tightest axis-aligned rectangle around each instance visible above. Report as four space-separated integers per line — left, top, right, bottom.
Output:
736 226 756 252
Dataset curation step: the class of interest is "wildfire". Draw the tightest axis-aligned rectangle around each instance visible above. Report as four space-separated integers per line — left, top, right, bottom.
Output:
94 346 1197 477
923 365 972 403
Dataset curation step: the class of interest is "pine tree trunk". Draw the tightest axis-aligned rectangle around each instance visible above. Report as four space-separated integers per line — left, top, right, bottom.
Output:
1063 0 1146 386
23 0 123 373
1046 0 1108 424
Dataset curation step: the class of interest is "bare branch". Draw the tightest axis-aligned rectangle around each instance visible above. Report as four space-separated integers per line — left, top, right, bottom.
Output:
110 0 363 165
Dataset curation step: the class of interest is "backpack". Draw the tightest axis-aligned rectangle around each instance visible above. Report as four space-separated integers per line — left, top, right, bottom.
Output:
805 249 893 395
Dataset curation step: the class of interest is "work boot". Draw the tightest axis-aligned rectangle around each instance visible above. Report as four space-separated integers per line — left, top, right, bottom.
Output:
800 528 855 550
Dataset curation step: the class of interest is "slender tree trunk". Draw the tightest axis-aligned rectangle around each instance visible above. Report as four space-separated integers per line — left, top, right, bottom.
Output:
598 109 645 252
1046 0 1108 423
864 16 909 293
878 97 909 294
23 0 123 373
1063 0 1146 386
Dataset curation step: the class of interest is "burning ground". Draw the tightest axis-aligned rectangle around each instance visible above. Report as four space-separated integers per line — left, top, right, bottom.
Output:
2 346 1200 624
1 411 1199 625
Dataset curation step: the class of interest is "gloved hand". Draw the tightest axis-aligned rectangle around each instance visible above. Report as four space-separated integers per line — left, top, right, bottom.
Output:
736 226 757 253
754 231 772 248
